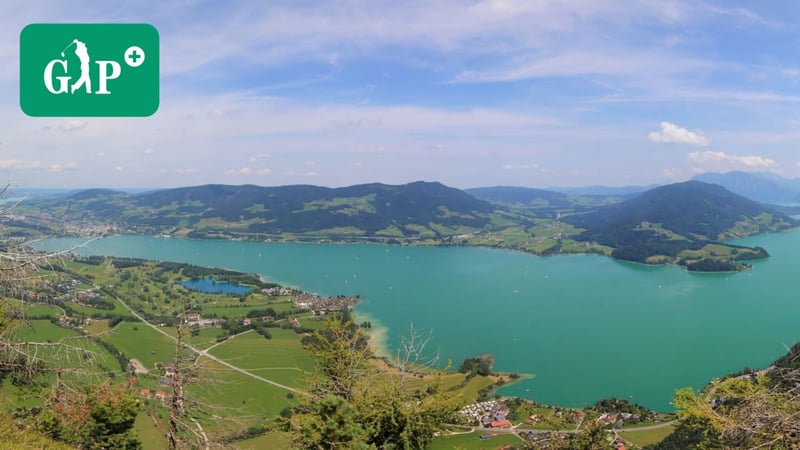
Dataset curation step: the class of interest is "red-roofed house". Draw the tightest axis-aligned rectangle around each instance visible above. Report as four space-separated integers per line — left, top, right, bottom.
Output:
490 419 511 428
155 390 167 404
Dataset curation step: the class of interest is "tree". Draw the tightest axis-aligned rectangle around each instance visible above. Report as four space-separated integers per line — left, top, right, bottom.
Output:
0 186 142 448
167 295 213 450
288 315 460 449
37 383 141 449
653 367 800 449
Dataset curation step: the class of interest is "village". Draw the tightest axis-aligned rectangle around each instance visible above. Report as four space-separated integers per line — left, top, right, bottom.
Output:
458 399 654 450
291 292 360 312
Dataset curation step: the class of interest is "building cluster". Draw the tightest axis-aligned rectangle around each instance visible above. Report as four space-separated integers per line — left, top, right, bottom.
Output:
459 400 511 427
57 315 91 328
62 222 117 236
139 388 170 406
596 412 639 427
262 286 297 297
183 312 222 327
292 293 360 312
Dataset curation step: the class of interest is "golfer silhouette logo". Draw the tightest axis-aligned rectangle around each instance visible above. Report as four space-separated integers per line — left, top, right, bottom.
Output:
61 39 91 94
43 37 122 95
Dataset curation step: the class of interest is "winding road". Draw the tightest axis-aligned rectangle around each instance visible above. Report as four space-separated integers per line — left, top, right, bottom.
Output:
102 286 300 393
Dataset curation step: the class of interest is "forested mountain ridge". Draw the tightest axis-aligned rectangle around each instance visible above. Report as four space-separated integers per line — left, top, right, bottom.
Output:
16 180 796 271
563 181 796 270
23 181 506 240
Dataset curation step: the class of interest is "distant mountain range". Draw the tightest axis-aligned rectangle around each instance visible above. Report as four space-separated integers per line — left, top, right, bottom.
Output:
17 179 797 271
546 184 656 197
692 171 800 205
465 186 573 209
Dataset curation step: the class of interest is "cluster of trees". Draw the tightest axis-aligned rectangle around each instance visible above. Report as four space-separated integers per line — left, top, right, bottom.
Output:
155 261 277 289
610 238 701 263
458 354 494 378
110 258 145 269
684 258 741 273
591 397 655 422
34 384 141 449
285 316 462 449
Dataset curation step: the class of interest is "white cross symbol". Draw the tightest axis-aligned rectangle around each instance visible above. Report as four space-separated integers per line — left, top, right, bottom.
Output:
124 46 145 68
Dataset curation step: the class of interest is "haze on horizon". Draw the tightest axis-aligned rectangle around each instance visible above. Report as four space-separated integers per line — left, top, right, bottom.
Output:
2 1 800 190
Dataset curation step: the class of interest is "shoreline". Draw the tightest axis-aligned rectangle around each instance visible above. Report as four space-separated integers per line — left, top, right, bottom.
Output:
37 230 777 274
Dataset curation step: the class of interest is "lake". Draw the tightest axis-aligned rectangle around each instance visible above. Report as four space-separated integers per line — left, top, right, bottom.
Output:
32 232 800 411
180 278 252 296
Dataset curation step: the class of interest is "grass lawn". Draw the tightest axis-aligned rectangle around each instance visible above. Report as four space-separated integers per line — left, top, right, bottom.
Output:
429 431 522 450
134 410 169 449
188 359 296 424
104 322 176 370
189 327 226 350
208 328 314 388
297 316 328 330
19 303 63 317
233 432 291 450
61 293 136 318
85 318 111 335
620 425 675 447
10 319 80 342
160 326 225 350
460 375 497 402
200 301 296 318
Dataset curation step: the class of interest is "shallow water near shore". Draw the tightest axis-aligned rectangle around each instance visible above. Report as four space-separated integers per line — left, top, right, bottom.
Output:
33 231 800 411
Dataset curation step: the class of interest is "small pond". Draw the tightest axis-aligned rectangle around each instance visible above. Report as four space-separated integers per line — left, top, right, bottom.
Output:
180 278 252 296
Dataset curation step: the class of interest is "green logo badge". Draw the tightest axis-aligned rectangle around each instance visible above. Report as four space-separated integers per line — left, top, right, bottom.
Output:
20 23 159 117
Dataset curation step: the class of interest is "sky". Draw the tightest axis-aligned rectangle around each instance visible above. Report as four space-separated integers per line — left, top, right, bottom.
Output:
3 0 800 189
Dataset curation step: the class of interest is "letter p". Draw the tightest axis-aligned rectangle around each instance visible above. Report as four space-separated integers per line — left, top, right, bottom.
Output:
95 60 121 94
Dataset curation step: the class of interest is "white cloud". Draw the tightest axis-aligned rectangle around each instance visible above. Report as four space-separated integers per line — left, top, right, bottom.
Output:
224 167 252 176
257 168 272 176
143 148 155 154
649 122 710 146
114 165 124 172
0 159 41 170
688 151 779 171
59 120 87 132
304 161 316 167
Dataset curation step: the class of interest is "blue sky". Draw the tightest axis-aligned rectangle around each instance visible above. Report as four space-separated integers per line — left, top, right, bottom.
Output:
2 0 800 189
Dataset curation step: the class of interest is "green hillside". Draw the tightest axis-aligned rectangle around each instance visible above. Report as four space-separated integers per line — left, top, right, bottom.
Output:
563 181 796 270
18 180 798 272
24 181 513 241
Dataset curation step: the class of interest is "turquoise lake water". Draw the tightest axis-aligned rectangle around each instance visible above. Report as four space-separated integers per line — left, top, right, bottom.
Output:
180 278 252 296
33 231 800 411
